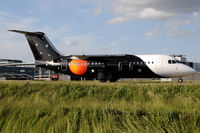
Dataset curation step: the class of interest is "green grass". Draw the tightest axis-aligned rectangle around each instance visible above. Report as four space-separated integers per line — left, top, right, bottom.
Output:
0 81 200 133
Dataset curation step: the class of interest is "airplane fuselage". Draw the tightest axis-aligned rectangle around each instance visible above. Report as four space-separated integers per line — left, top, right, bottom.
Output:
38 54 196 82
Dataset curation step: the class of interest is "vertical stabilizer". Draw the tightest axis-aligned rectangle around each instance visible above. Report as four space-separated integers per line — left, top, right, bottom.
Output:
9 30 62 61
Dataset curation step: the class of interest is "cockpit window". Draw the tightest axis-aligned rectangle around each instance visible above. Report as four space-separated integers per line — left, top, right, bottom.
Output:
168 60 176 64
172 60 176 64
175 60 182 63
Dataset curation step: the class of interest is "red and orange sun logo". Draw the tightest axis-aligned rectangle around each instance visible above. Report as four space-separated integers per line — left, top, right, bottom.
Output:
69 60 88 75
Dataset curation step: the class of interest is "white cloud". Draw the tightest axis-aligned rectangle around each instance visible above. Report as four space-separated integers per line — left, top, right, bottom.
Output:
145 29 160 37
166 29 197 37
139 8 175 19
61 33 100 54
33 0 53 13
0 11 37 30
94 0 104 16
0 11 38 61
107 16 130 24
94 8 102 16
108 0 200 23
193 11 199 18
0 11 19 18
165 19 199 37
165 20 192 29
144 17 199 38
166 21 181 29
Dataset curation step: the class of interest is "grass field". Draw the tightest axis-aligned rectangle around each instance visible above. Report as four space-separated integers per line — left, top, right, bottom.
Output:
0 81 200 133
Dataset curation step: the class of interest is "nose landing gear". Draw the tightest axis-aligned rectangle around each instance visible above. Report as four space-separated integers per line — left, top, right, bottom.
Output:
178 78 183 83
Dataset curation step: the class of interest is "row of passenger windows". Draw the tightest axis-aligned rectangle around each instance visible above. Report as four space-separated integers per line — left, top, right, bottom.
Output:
68 60 180 66
136 60 181 65
131 61 154 65
69 62 103 66
135 61 154 65
68 61 155 66
69 61 155 66
135 60 180 65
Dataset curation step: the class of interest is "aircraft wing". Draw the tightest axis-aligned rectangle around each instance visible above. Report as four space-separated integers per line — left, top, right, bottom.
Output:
0 62 35 67
0 60 61 67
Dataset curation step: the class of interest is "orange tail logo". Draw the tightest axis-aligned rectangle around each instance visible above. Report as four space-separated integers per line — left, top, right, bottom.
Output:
69 60 88 75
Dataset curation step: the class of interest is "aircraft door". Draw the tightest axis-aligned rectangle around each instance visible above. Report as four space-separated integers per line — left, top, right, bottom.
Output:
61 60 68 71
176 62 179 74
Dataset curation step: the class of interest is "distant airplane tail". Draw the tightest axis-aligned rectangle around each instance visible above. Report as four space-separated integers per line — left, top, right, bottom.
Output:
9 30 62 61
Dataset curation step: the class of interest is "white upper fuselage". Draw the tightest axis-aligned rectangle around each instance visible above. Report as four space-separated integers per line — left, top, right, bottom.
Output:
137 55 196 78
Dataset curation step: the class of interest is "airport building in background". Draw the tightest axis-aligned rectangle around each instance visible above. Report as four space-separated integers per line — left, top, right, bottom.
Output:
0 59 34 80
0 59 63 81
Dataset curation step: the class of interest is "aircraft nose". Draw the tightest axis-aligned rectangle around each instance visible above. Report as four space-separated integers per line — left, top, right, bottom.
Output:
183 65 196 75
177 64 196 76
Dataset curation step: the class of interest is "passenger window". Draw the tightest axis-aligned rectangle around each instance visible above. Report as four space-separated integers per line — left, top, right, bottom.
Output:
152 61 154 64
168 60 171 64
148 61 150 64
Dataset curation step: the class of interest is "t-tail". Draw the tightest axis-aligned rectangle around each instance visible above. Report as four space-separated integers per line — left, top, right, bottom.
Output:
9 30 63 61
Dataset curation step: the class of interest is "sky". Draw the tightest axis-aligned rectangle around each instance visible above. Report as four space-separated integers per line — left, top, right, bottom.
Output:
0 0 200 62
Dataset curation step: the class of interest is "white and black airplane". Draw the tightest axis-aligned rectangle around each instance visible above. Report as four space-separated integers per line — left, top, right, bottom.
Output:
5 30 196 82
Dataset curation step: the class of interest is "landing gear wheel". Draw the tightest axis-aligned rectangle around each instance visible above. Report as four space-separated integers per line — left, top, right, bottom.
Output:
109 78 118 83
100 79 107 82
178 78 183 83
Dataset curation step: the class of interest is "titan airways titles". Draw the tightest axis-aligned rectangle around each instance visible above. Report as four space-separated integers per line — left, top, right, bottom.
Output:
8 30 196 82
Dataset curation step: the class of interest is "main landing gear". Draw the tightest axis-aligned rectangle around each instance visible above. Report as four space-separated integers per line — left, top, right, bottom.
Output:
178 78 183 83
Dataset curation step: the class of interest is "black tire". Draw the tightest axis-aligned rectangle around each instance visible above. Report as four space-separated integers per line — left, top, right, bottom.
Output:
100 79 107 82
109 78 118 82
178 79 183 83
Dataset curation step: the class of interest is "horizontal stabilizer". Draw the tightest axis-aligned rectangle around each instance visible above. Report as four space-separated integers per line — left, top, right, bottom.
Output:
8 30 44 36
8 30 31 34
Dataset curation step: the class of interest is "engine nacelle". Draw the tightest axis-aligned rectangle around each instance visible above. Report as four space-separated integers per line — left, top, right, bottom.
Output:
129 62 134 71
118 61 123 72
